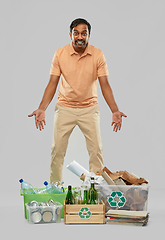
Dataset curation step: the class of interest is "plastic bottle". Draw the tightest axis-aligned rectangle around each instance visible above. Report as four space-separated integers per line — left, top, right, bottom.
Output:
36 187 47 194
58 181 65 193
44 181 63 194
53 181 65 193
19 179 37 194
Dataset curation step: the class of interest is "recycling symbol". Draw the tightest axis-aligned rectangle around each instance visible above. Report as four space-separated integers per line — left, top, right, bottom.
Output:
108 191 126 208
78 207 92 219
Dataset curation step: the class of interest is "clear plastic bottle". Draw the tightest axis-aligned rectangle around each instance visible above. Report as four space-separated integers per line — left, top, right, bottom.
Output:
58 181 65 193
44 181 56 194
36 187 47 194
44 181 63 194
53 181 65 193
19 179 37 194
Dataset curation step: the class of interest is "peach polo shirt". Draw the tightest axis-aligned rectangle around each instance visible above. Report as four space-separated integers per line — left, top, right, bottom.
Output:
50 42 109 108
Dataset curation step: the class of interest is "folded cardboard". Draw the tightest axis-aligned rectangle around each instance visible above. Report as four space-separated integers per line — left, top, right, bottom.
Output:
106 210 149 226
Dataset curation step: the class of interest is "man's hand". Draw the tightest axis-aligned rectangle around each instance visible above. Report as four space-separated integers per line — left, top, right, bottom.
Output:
28 109 46 131
111 111 127 132
28 75 60 131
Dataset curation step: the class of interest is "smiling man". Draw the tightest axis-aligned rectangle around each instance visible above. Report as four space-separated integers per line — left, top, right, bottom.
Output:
28 18 127 183
71 24 89 50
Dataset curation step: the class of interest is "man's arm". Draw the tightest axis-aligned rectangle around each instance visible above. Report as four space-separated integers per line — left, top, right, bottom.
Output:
98 75 127 132
28 75 60 131
38 75 60 111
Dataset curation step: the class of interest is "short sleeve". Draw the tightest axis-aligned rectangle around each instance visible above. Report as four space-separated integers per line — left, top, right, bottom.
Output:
49 51 61 76
97 52 109 77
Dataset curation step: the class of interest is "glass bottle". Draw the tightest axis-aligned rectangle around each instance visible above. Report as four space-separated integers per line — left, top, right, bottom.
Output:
65 185 74 204
73 187 82 204
82 189 88 204
89 190 96 204
88 177 98 203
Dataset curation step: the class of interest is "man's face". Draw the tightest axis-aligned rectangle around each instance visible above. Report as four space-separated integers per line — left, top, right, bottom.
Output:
70 24 90 50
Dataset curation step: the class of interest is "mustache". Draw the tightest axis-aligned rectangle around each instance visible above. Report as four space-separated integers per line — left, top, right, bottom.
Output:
76 40 85 42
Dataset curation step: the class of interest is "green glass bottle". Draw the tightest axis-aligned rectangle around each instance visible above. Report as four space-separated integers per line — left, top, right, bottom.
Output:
88 177 98 203
89 190 96 204
82 189 88 204
66 185 74 204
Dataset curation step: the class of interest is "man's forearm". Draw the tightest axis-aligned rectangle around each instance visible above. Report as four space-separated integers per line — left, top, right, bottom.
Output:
39 75 60 111
99 76 119 113
102 85 119 113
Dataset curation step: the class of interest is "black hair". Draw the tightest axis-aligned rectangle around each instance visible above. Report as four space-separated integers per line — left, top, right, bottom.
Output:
70 18 91 34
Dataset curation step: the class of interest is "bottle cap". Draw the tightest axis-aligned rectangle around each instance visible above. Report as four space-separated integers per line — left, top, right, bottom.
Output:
19 179 23 183
68 185 72 190
44 181 48 186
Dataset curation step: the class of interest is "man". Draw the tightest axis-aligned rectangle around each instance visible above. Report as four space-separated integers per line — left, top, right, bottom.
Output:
28 18 127 183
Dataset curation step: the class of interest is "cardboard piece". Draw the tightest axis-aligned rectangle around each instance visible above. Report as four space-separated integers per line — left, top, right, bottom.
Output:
101 171 115 185
106 210 149 226
98 167 148 185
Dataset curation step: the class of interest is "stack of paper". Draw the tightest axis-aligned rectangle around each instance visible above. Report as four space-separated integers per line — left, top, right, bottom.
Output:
106 210 149 226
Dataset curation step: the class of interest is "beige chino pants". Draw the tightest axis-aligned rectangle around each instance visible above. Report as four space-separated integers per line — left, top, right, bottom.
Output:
50 104 104 183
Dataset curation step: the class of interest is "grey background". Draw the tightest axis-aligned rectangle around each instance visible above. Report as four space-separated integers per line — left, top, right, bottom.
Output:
0 0 164 238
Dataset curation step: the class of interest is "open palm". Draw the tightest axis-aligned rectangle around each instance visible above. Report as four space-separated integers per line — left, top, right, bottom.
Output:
28 109 46 131
111 111 127 132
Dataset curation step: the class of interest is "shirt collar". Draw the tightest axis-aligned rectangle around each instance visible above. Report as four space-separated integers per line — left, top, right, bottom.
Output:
69 42 92 56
